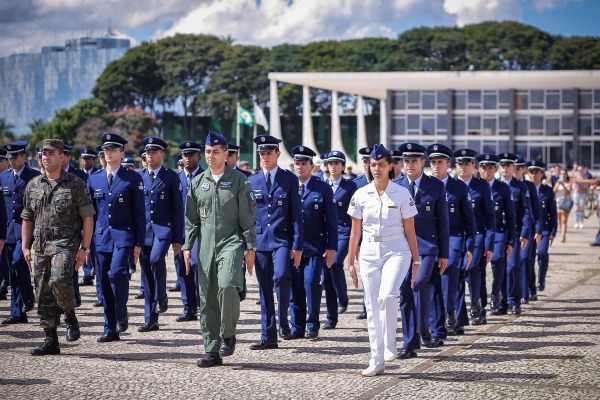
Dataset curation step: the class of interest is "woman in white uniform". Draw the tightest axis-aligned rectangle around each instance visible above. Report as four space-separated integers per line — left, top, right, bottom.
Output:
347 144 420 377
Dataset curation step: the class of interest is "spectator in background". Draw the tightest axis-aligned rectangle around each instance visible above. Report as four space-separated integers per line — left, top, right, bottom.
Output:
592 192 600 247
573 166 594 229
553 168 572 243
343 165 357 180
550 165 560 187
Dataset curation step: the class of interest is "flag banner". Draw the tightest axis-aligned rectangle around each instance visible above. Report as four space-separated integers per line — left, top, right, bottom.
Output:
253 102 269 131
239 106 254 127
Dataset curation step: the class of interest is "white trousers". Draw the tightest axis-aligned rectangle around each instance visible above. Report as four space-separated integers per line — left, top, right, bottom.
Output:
359 242 411 366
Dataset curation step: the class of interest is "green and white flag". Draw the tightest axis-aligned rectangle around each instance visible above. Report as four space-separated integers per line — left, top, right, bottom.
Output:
239 106 254 127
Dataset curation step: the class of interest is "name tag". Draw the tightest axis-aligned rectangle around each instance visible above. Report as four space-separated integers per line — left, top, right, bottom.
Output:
219 181 233 189
314 204 319 209
119 197 124 203
94 189 103 198
200 208 207 218
388 205 398 209
495 205 499 211
450 207 455 213
278 200 283 206
426 205 431 211
338 201 343 207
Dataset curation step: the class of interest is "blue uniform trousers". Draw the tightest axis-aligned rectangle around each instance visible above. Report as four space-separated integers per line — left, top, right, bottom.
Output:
0 248 9 295
140 238 170 324
399 265 420 351
400 255 435 346
254 247 291 342
520 233 535 301
490 237 508 310
97 247 132 334
6 242 34 317
94 252 103 303
174 251 199 316
429 263 447 339
505 241 522 308
173 254 181 290
290 256 323 334
72 268 81 307
324 238 349 324
536 235 551 288
464 245 485 311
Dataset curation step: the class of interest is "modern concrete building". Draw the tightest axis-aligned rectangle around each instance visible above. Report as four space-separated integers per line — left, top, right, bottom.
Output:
268 71 600 171
0 36 130 135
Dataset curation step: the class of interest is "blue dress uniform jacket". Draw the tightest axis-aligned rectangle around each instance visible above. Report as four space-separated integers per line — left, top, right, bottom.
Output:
468 177 496 251
249 168 303 251
523 180 542 235
67 165 89 183
491 180 517 248
0 184 6 240
333 178 358 240
538 185 558 237
88 168 146 251
353 174 369 189
1 166 41 243
235 166 252 177
300 178 338 256
141 167 185 245
507 178 532 240
446 177 476 255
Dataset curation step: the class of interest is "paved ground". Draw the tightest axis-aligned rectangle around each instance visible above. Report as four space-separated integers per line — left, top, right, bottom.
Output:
1 218 599 399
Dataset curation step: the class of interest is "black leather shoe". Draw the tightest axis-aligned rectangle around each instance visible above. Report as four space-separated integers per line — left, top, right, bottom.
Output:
255 299 261 305
116 317 129 333
537 282 545 292
511 305 521 315
137 323 159 332
323 321 336 330
427 337 444 348
521 298 529 305
305 330 318 339
65 314 80 342
156 298 168 313
79 277 94 286
129 267 136 275
337 305 347 314
219 336 236 357
356 311 367 320
97 332 120 342
168 286 181 292
282 331 303 340
0 293 7 301
445 311 457 331
454 326 465 335
398 348 417 359
471 314 487 325
93 300 103 307
134 292 145 299
490 293 500 310
176 314 198 322
197 352 223 367
22 300 34 314
529 294 538 301
470 303 482 319
250 340 279 350
2 315 28 324
491 308 507 316
419 332 432 347
30 339 60 356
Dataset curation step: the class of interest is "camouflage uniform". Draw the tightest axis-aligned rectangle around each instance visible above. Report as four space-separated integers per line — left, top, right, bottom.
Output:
21 170 95 328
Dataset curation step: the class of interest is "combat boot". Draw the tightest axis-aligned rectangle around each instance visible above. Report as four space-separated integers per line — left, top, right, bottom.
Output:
31 328 60 356
65 312 81 342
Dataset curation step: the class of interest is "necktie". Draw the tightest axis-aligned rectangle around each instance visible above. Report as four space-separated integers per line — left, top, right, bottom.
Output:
108 173 113 189
266 171 272 192
299 183 305 197
14 173 18 184
330 180 336 193
410 181 416 198
186 173 192 188
150 171 155 185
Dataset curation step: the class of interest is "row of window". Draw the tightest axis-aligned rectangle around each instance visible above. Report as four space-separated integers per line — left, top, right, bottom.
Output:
392 113 600 136
392 89 600 111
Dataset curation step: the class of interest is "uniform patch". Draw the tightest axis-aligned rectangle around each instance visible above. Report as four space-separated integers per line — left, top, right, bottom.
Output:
426 205 431 211
249 192 256 202
202 182 210 191
138 182 144 190
450 207 455 213
350 199 356 207
338 201 343 206
409 199 415 206
277 199 283 206
200 208 207 218
219 181 233 189
119 197 124 203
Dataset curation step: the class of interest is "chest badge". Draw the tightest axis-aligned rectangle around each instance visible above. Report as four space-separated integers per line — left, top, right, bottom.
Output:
200 208 207 218
277 199 283 206
314 204 319 209
450 207 455 213
202 182 210 191
119 197 124 203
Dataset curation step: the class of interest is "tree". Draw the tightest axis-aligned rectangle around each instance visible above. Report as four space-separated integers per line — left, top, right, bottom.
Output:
156 34 231 139
0 118 16 145
548 36 600 69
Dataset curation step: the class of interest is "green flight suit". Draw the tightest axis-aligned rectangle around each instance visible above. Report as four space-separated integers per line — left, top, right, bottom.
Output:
183 164 256 353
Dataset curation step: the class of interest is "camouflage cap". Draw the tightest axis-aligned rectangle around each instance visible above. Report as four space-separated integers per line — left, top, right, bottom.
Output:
42 139 65 152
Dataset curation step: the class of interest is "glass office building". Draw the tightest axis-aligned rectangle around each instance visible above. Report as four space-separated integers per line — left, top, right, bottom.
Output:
0 37 130 135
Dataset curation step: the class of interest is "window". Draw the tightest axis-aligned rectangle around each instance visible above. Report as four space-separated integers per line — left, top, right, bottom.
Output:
530 115 544 131
499 115 510 135
594 142 600 167
594 115 600 132
516 117 528 136
562 115 573 133
393 92 406 109
483 116 497 135
453 116 466 135
595 90 600 109
437 91 448 109
579 115 592 136
515 143 528 159
468 90 481 109
499 90 510 109
562 89 574 109
421 92 435 110
529 145 543 162
548 142 563 165
454 91 466 109
437 114 448 132
407 114 420 130
483 91 497 109
546 117 560 136
515 91 528 110
482 141 497 154
422 116 435 135
468 115 480 135
546 91 560 109
531 90 544 105
407 91 420 109
579 91 593 110
392 117 405 135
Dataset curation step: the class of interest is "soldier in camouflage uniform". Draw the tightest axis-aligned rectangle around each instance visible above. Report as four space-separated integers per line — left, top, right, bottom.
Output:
183 132 257 368
21 139 95 356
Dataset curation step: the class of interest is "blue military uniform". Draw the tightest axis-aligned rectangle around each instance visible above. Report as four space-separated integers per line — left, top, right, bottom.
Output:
516 158 542 303
495 153 532 315
426 144 475 343
174 141 204 320
475 154 516 319
249 135 303 347
526 161 558 294
0 149 9 299
79 148 101 295
1 141 39 323
227 144 252 178
454 149 496 326
395 143 450 352
323 150 357 327
139 136 185 330
88 133 146 340
289 146 338 338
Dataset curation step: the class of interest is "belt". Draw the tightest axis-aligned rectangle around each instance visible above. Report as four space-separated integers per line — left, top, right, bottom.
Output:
366 233 405 242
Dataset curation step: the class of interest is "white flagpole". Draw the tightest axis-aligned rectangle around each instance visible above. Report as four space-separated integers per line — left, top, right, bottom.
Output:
252 122 257 170
236 102 241 147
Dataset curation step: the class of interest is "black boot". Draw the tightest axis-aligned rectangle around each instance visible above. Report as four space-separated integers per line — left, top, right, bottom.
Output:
445 311 456 334
65 312 81 342
31 328 60 356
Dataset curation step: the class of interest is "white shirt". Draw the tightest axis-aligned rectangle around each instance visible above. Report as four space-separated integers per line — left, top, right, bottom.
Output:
407 173 424 194
440 175 450 187
148 166 162 178
464 176 473 187
329 176 342 193
263 166 279 187
211 173 224 183
347 181 418 252
106 166 120 181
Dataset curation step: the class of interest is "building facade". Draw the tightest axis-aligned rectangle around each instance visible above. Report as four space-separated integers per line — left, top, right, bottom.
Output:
0 37 130 135
268 71 600 170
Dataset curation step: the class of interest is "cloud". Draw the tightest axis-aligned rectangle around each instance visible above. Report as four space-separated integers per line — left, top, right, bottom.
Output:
443 0 522 27
533 0 582 12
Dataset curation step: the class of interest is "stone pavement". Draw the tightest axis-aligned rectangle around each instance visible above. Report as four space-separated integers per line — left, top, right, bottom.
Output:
1 219 599 400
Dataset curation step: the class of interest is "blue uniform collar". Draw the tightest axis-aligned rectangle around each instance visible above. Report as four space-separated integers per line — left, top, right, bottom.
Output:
408 173 423 189
148 165 162 177
107 165 120 179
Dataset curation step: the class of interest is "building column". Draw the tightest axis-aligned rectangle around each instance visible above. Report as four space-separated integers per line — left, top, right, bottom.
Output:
269 79 293 167
356 95 368 163
508 88 516 153
380 98 388 148
572 88 580 166
330 91 354 164
302 85 319 153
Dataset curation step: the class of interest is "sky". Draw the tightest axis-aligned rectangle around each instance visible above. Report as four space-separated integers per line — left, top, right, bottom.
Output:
0 0 598 58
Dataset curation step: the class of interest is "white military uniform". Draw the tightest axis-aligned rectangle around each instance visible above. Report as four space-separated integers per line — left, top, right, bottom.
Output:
348 181 418 366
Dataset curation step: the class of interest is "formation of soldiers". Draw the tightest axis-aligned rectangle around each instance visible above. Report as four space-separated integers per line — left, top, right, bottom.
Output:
0 133 558 370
